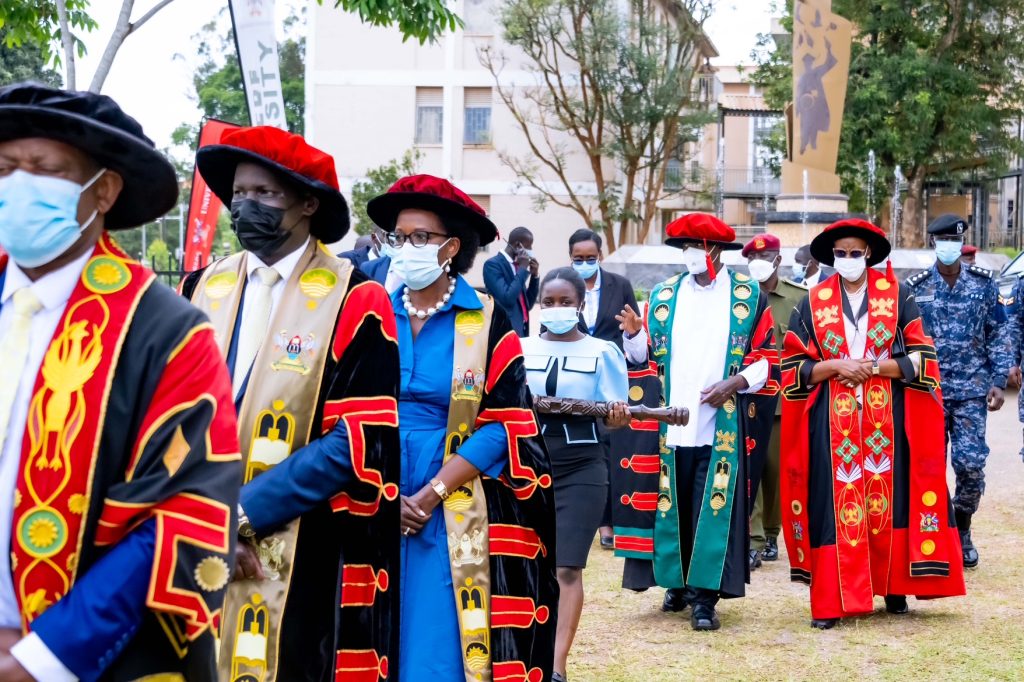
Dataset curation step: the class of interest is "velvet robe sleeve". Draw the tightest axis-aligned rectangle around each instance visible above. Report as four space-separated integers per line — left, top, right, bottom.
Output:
473 303 559 682
92 321 243 647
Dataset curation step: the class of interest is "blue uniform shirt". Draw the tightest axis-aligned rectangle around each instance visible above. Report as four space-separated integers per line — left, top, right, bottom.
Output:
907 263 1010 400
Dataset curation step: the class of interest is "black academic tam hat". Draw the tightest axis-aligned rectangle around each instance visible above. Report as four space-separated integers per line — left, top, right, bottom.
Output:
927 213 968 237
0 82 178 229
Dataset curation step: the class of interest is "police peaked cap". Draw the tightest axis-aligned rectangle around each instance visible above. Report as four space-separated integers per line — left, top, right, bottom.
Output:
927 213 968 237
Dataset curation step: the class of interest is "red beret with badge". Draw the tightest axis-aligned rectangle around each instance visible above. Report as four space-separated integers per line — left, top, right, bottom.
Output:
741 233 781 258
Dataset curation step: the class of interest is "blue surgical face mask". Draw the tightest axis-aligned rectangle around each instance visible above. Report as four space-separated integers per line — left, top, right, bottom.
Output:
379 241 397 259
393 240 450 291
540 305 581 334
0 168 104 268
572 260 599 280
791 262 807 281
935 239 963 266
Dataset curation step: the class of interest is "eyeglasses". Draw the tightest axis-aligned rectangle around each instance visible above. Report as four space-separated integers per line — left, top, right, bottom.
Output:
387 230 449 248
571 257 598 265
833 248 867 259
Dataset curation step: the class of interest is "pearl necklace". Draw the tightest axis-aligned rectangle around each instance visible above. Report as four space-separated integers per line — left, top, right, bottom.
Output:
403 276 456 319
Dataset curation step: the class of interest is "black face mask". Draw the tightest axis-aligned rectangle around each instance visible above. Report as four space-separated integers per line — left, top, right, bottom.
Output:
230 198 292 261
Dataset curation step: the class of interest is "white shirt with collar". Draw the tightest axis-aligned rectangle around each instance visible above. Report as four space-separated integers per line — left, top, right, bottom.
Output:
1 249 93 681
501 249 528 291
582 268 602 331
239 238 308 326
665 267 769 448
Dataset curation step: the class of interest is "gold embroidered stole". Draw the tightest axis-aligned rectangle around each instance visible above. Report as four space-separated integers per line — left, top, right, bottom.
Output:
12 235 152 629
443 297 495 682
190 241 352 682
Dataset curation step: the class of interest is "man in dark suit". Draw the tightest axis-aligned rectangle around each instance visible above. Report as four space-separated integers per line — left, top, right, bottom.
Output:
338 234 373 267
358 227 401 292
567 228 649 550
482 225 539 336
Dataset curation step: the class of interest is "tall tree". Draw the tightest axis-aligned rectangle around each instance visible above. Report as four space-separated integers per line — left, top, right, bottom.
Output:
0 0 460 92
0 29 62 85
482 0 714 252
752 0 1024 247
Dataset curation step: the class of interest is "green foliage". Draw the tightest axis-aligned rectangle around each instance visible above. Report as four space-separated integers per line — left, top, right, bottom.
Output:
488 0 715 250
0 28 61 85
145 238 171 267
0 1 96 70
321 0 461 43
751 0 1024 218
350 150 422 235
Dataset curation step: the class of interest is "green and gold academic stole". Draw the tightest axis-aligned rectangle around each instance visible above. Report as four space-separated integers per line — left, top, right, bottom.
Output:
193 241 353 682
442 294 495 682
647 271 758 590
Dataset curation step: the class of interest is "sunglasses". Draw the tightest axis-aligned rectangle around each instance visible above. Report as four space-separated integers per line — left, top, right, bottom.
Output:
833 248 868 259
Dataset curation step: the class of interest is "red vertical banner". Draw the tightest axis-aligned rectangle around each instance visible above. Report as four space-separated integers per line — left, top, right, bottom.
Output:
184 119 241 271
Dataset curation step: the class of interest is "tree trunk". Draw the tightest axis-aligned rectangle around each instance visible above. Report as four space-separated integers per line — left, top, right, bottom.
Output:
900 167 927 249
55 0 75 89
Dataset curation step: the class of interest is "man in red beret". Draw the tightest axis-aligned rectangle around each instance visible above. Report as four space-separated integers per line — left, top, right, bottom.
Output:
627 212 780 631
179 126 401 680
780 219 964 630
742 234 808 570
960 244 978 266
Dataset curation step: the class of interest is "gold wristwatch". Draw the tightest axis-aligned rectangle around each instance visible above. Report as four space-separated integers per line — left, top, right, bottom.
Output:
238 503 256 538
872 360 880 376
430 478 451 501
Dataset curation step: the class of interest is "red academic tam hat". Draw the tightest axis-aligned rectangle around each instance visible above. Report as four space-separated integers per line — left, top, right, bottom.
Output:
961 244 978 256
664 213 742 250
366 174 499 245
810 218 891 266
197 125 350 242
741 233 782 257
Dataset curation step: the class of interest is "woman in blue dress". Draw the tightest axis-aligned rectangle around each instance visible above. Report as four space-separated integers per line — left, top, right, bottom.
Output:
366 175 557 682
521 268 630 682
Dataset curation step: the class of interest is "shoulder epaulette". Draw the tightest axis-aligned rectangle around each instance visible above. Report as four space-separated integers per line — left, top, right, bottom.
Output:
967 264 994 279
781 278 809 291
906 270 931 287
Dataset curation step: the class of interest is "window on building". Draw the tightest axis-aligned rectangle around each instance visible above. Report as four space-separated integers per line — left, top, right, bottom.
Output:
665 158 682 190
464 88 492 145
470 195 492 250
415 88 443 145
751 115 781 179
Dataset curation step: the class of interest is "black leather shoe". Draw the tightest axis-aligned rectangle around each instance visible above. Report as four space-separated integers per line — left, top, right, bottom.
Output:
662 588 689 613
552 673 568 682
762 537 779 561
600 535 614 550
955 510 979 568
690 604 721 631
811 618 839 630
748 548 763 570
884 595 909 614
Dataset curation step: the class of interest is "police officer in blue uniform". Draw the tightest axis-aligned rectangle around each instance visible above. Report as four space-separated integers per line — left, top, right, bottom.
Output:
906 213 1011 569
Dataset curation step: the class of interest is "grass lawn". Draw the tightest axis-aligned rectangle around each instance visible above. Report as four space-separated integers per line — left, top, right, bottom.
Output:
568 394 1024 681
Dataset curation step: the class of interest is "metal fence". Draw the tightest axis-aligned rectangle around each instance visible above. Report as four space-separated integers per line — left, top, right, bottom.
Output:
665 164 780 198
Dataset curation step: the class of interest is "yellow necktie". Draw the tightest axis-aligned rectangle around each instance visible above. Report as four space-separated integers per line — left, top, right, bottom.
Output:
0 287 44 453
232 266 281 394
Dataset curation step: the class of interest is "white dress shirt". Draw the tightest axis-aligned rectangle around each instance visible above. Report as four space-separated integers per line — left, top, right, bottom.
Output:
1 250 94 681
233 240 308 391
582 268 601 330
665 268 769 448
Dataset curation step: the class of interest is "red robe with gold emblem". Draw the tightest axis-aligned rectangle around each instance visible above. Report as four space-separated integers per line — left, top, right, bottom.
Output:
780 269 964 619
2 234 241 679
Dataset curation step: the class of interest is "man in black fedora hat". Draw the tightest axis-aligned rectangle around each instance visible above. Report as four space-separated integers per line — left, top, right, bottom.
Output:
0 82 242 680
179 125 401 681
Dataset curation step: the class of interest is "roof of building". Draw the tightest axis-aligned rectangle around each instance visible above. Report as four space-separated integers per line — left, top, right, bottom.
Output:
718 93 780 114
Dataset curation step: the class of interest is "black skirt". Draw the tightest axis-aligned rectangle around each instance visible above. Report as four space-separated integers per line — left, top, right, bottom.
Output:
541 415 608 568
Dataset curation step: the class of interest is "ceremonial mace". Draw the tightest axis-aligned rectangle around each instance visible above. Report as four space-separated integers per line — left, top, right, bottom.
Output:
532 396 689 426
